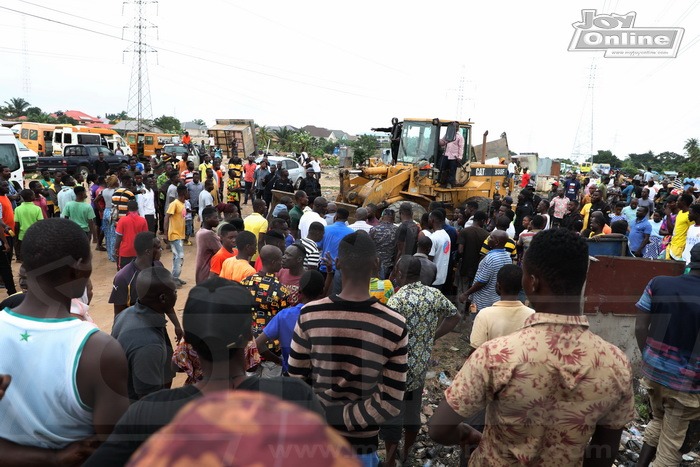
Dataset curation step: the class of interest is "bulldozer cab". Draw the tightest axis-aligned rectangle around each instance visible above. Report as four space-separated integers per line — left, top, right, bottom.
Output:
396 118 473 179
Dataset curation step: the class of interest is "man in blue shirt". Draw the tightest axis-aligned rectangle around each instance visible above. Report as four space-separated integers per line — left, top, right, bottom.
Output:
628 206 651 257
635 243 700 467
563 173 581 201
319 207 353 274
255 270 324 374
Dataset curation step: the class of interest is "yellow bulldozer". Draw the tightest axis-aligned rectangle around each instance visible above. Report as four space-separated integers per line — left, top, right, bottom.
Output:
335 118 508 219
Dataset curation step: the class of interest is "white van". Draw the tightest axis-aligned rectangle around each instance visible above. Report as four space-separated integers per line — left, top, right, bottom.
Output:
0 128 26 187
52 128 107 155
104 134 133 156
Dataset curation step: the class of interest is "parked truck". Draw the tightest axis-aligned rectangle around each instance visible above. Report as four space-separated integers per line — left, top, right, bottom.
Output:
37 144 128 179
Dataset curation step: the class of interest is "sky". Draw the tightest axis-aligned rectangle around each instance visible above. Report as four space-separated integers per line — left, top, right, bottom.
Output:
1 0 699 160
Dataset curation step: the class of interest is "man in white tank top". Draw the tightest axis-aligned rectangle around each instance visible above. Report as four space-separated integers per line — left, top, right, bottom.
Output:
0 218 129 463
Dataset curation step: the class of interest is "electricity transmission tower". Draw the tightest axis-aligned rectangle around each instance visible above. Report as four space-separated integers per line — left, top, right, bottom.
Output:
21 16 31 98
571 60 597 164
123 0 158 131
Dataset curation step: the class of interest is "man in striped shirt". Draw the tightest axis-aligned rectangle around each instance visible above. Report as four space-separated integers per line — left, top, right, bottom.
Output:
288 232 408 466
112 175 137 220
299 221 323 270
461 229 513 312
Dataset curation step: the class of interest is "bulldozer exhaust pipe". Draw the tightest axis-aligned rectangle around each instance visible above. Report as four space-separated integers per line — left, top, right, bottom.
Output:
481 130 488 164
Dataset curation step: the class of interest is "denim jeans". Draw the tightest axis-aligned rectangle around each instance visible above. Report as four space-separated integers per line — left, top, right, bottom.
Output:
170 239 184 279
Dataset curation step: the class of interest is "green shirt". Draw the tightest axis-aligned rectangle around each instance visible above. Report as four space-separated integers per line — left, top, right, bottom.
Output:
289 205 304 231
62 201 95 232
14 202 44 240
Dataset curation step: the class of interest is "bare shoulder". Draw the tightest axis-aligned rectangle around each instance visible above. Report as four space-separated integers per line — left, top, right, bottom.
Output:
80 330 127 380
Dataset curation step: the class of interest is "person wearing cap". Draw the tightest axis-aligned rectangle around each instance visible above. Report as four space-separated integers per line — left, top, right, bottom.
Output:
299 167 322 205
84 277 324 467
635 242 700 467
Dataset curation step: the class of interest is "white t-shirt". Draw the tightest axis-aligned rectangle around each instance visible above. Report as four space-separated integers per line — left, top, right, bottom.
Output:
198 190 214 220
429 228 451 286
507 162 516 174
311 160 321 173
138 188 156 216
299 211 326 239
683 224 700 264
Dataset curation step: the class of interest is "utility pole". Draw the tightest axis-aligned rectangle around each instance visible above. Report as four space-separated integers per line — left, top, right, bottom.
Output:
123 0 158 131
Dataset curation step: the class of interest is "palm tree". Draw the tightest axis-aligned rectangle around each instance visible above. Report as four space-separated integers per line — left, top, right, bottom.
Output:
3 97 31 118
274 127 296 151
257 125 273 151
684 138 700 162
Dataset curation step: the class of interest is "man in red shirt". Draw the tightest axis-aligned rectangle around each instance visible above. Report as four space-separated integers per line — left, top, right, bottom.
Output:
243 155 257 205
520 167 531 188
115 200 148 270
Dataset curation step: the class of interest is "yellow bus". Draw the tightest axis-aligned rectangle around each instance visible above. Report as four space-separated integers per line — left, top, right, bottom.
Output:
18 122 58 156
126 132 177 157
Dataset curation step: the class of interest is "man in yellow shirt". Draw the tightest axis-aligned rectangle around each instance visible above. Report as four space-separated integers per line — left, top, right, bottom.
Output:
668 193 693 261
198 154 213 179
244 199 268 261
165 185 187 286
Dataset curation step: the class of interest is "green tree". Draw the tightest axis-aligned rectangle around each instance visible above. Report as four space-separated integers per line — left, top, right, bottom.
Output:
351 134 379 165
257 126 273 150
153 115 182 133
191 118 206 126
290 130 314 153
684 138 700 161
3 97 31 118
626 151 656 171
274 127 296 151
592 150 623 167
106 111 130 121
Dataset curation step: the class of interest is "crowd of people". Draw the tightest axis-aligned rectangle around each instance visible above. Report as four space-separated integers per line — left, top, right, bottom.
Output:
0 152 698 467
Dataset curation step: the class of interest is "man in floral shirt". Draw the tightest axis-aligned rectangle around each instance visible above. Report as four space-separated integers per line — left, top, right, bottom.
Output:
241 245 289 378
380 255 459 466
429 229 635 467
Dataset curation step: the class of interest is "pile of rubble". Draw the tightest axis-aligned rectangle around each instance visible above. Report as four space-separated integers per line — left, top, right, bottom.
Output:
616 424 699 466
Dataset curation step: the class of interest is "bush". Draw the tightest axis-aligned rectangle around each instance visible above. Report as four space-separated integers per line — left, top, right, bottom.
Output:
322 155 339 167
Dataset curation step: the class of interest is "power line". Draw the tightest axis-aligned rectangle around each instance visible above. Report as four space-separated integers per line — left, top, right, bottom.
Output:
12 0 375 93
16 0 120 30
0 4 388 101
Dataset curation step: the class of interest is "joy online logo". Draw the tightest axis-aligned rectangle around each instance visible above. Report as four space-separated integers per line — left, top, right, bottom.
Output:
569 10 684 58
